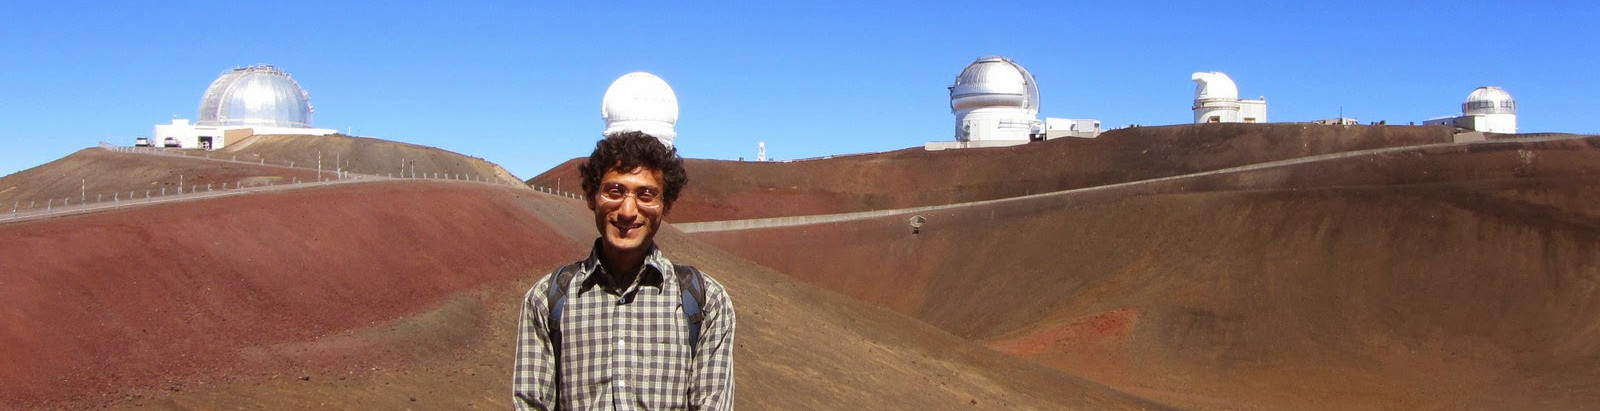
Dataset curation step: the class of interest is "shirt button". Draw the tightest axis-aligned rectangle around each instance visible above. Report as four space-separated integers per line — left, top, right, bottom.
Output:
616 380 627 388
617 338 625 348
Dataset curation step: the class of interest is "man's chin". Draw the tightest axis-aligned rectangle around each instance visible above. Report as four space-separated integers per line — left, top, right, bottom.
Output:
602 234 649 253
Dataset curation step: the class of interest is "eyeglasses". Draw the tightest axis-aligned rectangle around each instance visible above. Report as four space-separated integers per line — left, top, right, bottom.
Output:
598 182 663 209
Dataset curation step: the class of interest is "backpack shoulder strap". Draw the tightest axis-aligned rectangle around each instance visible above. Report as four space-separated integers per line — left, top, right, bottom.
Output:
674 264 709 350
545 263 583 337
543 262 581 392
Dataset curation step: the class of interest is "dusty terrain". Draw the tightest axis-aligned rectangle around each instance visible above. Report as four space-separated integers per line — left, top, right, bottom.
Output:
691 131 1600 409
531 124 1465 222
7 123 1599 409
0 133 520 210
218 134 523 184
0 148 322 208
0 181 1163 409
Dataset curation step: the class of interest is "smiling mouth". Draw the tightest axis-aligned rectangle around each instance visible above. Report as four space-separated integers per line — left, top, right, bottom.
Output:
612 221 643 235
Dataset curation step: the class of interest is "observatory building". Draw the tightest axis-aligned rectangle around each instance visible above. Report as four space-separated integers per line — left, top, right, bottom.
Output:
928 56 1101 151
602 72 679 147
1191 71 1267 124
1423 86 1517 134
150 65 334 149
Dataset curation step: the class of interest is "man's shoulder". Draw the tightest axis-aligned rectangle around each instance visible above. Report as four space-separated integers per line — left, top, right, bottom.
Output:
523 260 587 304
668 260 733 308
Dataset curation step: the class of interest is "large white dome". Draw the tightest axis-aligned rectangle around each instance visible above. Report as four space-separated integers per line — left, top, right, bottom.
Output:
1464 86 1515 115
196 65 314 128
949 56 1040 114
1191 71 1239 101
601 72 679 146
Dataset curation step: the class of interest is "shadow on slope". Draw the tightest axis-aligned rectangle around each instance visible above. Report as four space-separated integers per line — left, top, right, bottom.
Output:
530 124 1460 222
0 180 1164 409
692 136 1600 409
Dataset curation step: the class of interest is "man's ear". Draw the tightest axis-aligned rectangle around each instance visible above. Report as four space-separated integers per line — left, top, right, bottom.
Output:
586 196 597 211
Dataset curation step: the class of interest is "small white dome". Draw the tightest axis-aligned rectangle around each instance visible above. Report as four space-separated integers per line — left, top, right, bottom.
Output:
949 56 1040 114
196 65 314 128
601 72 679 146
1191 71 1239 101
1463 86 1515 115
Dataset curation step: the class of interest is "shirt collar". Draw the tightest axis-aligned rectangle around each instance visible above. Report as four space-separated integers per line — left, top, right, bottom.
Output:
578 238 669 295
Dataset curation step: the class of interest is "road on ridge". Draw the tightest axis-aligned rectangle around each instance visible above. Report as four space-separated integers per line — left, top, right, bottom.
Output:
674 133 1592 233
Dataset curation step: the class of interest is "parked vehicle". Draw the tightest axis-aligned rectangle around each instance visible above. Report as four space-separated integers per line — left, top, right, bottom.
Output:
163 137 180 148
134 137 152 147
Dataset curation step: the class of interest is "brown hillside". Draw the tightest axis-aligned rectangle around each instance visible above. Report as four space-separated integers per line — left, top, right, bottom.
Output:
0 148 321 208
691 135 1600 409
0 180 1164 409
530 124 1460 222
220 134 523 183
1 134 522 210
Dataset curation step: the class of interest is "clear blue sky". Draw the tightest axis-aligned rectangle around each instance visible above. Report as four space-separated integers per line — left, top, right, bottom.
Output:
2 1 1594 179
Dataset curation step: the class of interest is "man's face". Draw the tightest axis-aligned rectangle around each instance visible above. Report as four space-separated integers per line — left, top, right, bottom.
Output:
590 166 667 258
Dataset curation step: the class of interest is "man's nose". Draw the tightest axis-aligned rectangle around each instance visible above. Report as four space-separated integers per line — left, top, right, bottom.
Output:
615 195 640 217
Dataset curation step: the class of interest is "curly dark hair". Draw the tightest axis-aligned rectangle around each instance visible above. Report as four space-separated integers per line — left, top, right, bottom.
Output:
579 131 689 208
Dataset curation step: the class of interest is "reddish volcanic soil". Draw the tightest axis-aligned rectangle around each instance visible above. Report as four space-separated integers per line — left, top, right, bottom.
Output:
0 181 585 408
13 124 1600 409
0 180 1162 409
690 132 1600 409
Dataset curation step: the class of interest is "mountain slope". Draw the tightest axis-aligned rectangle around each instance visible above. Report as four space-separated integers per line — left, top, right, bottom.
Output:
689 134 1600 409
0 180 1163 409
530 124 1462 222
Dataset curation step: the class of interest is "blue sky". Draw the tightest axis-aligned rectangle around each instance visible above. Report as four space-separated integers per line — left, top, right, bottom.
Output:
1 1 1594 179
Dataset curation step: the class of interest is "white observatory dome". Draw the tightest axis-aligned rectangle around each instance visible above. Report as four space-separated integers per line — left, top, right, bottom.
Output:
196 65 314 128
1191 72 1239 101
602 72 679 146
949 56 1040 114
1463 86 1515 115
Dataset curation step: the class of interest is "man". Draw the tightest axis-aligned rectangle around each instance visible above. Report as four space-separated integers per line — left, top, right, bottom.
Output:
514 132 736 410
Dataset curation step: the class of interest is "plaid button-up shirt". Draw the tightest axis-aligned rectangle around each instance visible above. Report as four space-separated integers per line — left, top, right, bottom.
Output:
514 243 736 410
